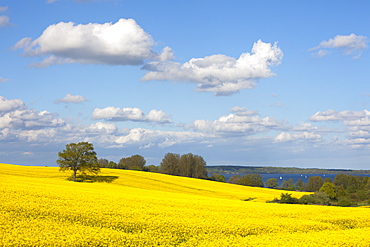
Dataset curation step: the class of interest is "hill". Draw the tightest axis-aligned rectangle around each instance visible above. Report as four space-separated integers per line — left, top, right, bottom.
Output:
1 163 370 246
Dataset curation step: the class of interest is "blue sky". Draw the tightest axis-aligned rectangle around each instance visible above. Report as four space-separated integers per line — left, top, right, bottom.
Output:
2 0 370 169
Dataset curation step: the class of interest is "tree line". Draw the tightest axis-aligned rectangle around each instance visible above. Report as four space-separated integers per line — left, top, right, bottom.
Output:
57 142 210 181
56 142 370 207
271 174 370 207
99 152 208 179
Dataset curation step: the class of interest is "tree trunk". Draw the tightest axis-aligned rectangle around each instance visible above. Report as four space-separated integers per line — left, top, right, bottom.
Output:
73 169 77 182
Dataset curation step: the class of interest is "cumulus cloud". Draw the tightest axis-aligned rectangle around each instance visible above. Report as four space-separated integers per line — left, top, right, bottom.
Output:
0 97 25 112
92 106 172 124
230 106 258 116
274 131 322 143
54 93 88 104
142 40 283 96
308 109 370 149
189 107 283 135
0 6 11 27
309 109 369 122
0 97 64 130
13 19 172 67
0 109 64 130
310 34 368 58
113 128 208 148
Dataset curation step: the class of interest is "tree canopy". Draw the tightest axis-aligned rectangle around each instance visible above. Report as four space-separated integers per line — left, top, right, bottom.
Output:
57 142 100 182
159 153 207 179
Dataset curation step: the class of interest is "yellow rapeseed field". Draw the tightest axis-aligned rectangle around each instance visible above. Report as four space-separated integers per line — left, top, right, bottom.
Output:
1 163 370 246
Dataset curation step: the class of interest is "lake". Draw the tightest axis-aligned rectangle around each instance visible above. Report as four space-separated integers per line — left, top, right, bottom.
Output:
217 173 370 186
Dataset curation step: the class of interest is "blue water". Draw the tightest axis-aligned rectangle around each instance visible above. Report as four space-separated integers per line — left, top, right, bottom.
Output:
217 173 370 187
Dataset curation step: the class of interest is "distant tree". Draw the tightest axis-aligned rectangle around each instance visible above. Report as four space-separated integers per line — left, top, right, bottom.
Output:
98 158 109 168
347 175 361 193
160 153 180 175
210 173 226 182
295 179 305 191
266 178 278 188
107 161 117 169
266 178 278 189
278 193 299 204
145 165 159 173
179 153 196 177
335 184 347 199
228 175 241 184
299 191 330 205
57 142 100 182
237 174 264 187
280 179 295 190
306 176 324 192
319 182 336 199
159 153 207 179
118 155 146 170
129 154 146 170
324 177 333 183
334 174 349 189
193 155 207 179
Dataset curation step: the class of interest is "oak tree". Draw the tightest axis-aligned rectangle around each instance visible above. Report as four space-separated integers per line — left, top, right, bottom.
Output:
57 142 99 182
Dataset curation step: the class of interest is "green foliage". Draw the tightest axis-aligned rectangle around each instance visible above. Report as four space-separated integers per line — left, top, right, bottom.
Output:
295 179 305 191
118 154 146 170
160 153 181 175
57 142 99 182
237 174 264 187
228 175 241 184
98 158 109 167
337 198 353 207
306 176 323 192
145 165 159 173
319 182 336 199
266 178 278 189
299 191 330 205
159 153 207 179
278 193 299 204
280 179 295 190
209 173 226 182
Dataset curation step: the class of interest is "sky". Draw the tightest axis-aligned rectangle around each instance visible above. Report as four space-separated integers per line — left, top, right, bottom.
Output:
1 0 370 169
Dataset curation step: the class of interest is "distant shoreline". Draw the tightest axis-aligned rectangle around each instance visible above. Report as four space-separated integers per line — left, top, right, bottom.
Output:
206 165 370 175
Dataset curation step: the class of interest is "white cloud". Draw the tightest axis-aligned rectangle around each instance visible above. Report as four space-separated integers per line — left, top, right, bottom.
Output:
0 6 11 27
230 106 258 116
0 96 64 131
0 109 64 130
13 19 171 67
0 77 9 83
189 108 283 135
0 15 10 27
55 93 88 104
274 131 322 143
142 40 283 96
0 97 25 112
309 109 370 122
310 34 368 58
92 106 172 124
113 128 208 148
